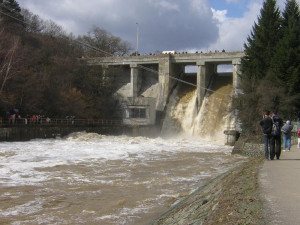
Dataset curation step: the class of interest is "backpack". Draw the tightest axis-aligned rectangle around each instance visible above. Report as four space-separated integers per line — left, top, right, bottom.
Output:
282 125 289 134
273 120 280 136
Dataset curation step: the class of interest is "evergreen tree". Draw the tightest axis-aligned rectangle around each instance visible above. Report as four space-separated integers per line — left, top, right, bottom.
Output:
271 0 300 118
0 0 24 32
272 0 300 94
235 0 283 135
241 0 282 92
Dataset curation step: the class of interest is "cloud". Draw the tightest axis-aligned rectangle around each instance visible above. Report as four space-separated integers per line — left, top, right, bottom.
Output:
208 0 263 52
18 0 221 53
149 0 180 13
208 0 300 52
19 0 298 54
226 0 239 3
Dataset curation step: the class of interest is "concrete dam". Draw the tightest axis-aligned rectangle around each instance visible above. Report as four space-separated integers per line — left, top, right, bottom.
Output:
89 51 244 143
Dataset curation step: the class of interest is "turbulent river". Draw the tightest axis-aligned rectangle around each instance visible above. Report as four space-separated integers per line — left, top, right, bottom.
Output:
0 133 244 225
0 74 242 224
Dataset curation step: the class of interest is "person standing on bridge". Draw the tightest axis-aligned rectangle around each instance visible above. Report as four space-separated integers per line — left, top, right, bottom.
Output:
260 110 273 160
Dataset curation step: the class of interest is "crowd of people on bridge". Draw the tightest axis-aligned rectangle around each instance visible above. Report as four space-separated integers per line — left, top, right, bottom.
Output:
7 113 51 125
4 109 77 125
113 49 228 57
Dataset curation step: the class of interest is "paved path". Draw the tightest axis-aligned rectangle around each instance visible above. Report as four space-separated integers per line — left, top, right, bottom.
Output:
260 145 300 225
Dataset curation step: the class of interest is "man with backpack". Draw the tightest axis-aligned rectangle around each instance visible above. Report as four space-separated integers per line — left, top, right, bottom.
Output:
271 111 283 160
260 110 273 160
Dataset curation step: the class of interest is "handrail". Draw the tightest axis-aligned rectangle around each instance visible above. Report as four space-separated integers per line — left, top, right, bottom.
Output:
0 118 123 127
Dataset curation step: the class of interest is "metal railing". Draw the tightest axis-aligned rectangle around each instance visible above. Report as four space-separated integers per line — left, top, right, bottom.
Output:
0 118 123 127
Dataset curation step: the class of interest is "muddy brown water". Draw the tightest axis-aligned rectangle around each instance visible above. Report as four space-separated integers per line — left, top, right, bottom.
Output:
0 134 245 224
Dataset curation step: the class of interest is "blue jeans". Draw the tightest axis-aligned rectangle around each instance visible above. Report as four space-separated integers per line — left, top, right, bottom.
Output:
283 135 291 150
264 134 272 160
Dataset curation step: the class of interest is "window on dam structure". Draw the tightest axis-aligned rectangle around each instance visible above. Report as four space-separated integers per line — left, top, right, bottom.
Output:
128 108 146 118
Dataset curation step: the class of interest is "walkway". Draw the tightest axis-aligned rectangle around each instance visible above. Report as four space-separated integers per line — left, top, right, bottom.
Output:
260 144 300 225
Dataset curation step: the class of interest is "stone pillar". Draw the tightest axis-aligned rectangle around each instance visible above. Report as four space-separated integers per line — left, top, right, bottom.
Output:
232 59 241 96
130 64 139 97
196 61 206 110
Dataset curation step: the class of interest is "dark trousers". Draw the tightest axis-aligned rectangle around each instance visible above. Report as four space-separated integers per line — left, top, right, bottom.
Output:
264 134 272 160
271 134 281 159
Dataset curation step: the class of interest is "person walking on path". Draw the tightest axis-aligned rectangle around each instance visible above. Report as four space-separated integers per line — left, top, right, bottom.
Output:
271 111 283 159
282 120 293 151
298 128 300 148
260 110 273 160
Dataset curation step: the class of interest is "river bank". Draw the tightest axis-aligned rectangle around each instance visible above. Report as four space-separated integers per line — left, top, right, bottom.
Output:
152 156 265 225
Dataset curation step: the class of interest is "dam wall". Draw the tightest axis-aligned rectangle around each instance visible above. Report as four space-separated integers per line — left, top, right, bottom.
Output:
89 52 244 129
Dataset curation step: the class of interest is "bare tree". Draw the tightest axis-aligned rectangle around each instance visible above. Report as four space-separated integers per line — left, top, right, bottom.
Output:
22 8 45 33
77 26 132 57
0 30 20 95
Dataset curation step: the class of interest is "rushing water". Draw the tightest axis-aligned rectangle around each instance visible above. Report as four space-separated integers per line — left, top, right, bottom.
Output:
162 75 234 142
0 133 244 225
0 75 242 224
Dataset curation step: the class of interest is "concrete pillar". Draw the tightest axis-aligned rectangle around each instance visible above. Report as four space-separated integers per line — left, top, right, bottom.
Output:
232 59 241 95
130 64 139 97
157 56 171 111
196 61 206 110
232 59 242 132
102 64 109 87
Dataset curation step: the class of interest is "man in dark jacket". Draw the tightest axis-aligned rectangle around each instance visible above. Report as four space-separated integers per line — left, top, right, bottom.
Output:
271 111 283 159
260 110 273 160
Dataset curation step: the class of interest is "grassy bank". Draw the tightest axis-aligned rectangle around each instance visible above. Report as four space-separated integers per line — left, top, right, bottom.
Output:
152 157 265 225
204 157 265 225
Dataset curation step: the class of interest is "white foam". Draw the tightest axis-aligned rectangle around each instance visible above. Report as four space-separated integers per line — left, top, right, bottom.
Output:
0 135 231 186
0 199 43 216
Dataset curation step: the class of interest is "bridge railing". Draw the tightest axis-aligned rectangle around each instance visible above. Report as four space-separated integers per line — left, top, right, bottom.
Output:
0 118 123 127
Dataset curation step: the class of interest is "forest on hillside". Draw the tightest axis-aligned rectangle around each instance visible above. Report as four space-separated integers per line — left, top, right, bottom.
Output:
0 0 132 120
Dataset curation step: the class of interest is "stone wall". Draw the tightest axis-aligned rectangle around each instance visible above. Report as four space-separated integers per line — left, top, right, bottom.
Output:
232 141 264 157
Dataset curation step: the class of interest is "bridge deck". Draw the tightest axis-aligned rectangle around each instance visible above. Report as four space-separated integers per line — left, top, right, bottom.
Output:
88 51 245 66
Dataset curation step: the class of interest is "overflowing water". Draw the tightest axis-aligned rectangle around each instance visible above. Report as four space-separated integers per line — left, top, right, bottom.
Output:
162 75 234 143
0 75 243 224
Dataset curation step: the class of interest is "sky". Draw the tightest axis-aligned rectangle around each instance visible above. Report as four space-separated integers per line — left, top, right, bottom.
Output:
16 0 299 54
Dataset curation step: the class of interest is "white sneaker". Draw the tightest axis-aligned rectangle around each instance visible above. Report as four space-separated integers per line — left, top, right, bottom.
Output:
283 150 286 152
